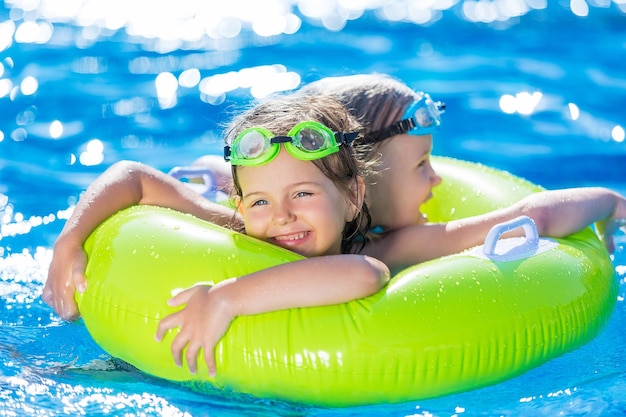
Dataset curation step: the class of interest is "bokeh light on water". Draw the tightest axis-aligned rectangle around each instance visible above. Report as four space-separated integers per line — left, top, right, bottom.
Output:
0 0 624 243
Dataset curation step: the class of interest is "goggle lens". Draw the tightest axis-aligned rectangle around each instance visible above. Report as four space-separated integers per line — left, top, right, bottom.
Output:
296 128 330 152
238 130 269 159
409 94 443 130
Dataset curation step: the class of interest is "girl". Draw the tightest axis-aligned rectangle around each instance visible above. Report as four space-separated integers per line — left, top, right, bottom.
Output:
43 96 390 375
297 74 626 269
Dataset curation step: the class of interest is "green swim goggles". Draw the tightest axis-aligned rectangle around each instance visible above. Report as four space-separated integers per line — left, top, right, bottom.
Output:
363 92 445 144
224 121 359 166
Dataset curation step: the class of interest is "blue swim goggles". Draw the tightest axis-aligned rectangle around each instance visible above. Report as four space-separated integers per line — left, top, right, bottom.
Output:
224 121 359 166
363 92 445 144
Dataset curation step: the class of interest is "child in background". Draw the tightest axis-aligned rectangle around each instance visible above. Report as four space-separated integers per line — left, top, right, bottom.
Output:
297 74 626 269
43 96 390 377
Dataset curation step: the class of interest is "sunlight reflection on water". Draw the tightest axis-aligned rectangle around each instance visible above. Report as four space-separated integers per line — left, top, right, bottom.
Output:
1 1 626 415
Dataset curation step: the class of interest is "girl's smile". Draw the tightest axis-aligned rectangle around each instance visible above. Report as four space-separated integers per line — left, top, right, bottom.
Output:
271 230 312 247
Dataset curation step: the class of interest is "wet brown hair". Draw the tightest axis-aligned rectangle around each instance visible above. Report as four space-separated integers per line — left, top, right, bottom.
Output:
298 73 421 158
224 94 374 254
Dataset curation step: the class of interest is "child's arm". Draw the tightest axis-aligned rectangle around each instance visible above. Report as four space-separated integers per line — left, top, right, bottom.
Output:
43 160 241 321
155 254 390 376
365 187 625 269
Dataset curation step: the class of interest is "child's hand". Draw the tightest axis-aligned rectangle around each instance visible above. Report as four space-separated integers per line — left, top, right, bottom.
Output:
42 240 87 321
596 194 626 253
154 283 235 376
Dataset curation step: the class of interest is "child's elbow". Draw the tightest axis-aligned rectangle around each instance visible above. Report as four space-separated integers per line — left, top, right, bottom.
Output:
362 255 390 291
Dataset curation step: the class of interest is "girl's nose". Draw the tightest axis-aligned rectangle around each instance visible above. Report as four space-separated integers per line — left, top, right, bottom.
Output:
430 165 443 187
272 203 295 225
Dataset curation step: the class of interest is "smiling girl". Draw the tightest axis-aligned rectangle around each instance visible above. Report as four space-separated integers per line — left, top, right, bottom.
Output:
43 95 390 375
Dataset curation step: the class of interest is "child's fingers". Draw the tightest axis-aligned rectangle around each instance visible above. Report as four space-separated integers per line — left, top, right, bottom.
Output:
604 230 616 253
72 252 88 293
41 281 53 306
61 298 80 321
154 312 178 342
204 346 217 377
185 342 200 374
48 294 78 321
41 283 57 310
167 286 197 307
170 331 190 368
51 282 80 321
42 268 77 321
597 220 616 253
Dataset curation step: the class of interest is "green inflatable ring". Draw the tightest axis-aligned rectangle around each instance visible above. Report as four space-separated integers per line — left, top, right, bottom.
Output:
76 157 617 407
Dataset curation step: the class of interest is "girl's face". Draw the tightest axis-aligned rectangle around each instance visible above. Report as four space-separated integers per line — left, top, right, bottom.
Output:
236 148 359 257
367 134 442 231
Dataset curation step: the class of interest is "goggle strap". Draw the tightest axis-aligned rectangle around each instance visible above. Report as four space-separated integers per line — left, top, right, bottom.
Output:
396 118 416 134
360 118 416 145
224 145 232 161
270 136 292 144
335 131 359 145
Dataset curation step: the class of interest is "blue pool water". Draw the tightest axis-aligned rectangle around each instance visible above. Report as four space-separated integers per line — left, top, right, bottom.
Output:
1 1 626 415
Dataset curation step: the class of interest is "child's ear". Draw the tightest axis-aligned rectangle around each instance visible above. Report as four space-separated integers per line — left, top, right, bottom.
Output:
345 177 366 221
235 196 245 216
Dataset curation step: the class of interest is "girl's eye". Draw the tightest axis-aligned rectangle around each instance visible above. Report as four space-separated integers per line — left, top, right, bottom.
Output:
417 155 430 168
250 199 269 207
295 191 313 198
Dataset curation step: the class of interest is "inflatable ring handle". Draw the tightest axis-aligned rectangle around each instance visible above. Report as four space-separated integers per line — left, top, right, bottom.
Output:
483 215 539 258
168 166 217 186
168 166 219 200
